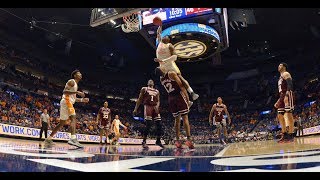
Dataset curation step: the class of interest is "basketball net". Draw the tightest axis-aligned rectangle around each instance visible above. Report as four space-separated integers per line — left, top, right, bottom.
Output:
121 12 141 33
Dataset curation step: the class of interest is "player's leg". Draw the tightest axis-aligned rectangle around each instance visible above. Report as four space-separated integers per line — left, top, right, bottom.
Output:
181 114 194 149
105 126 110 145
114 130 121 145
44 120 66 146
276 97 288 143
178 74 199 101
174 115 181 141
142 106 152 148
277 113 287 142
174 115 183 148
99 128 104 144
39 123 44 141
222 119 228 144
153 107 164 148
44 122 48 139
181 114 191 140
67 115 83 148
284 91 295 142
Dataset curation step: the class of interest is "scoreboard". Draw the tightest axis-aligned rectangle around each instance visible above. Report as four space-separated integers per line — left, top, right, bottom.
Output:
142 8 214 25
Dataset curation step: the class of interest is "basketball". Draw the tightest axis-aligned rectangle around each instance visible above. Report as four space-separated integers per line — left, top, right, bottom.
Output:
153 17 162 26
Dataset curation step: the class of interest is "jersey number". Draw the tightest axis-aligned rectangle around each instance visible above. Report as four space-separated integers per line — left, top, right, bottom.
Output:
151 95 154 102
164 83 175 93
103 113 108 119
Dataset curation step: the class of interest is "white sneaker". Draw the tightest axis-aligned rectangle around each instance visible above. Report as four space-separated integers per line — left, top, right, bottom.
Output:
68 139 84 148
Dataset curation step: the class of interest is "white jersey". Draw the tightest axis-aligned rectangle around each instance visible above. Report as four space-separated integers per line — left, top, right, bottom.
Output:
156 41 172 60
113 119 121 130
62 79 78 104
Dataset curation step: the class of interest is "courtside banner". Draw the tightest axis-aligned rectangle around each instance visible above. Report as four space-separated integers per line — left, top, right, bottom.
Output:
298 125 320 136
0 123 164 144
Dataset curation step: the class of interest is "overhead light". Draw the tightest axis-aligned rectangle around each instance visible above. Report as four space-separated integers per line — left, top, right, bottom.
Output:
101 12 106 16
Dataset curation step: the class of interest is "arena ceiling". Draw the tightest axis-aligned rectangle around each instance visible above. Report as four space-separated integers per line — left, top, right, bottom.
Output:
0 8 319 79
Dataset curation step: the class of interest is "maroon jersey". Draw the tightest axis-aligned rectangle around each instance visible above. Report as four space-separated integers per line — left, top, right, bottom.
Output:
278 75 288 94
98 107 111 126
142 87 159 106
160 73 180 95
213 103 226 122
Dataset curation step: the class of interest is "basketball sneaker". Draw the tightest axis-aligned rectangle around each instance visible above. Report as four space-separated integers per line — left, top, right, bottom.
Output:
175 140 183 149
220 139 227 146
277 133 288 143
191 92 199 101
44 138 55 147
155 140 164 148
185 140 195 149
68 138 84 148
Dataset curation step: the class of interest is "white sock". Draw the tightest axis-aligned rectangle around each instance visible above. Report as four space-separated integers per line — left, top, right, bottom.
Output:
187 87 194 94
71 135 76 139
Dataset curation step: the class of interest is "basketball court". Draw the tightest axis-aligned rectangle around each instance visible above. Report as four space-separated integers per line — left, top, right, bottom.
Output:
1 135 320 172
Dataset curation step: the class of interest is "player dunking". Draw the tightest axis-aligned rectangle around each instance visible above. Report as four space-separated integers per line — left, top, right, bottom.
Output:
110 115 127 145
44 70 89 148
96 101 112 145
154 24 199 102
274 62 295 143
209 97 231 145
155 67 194 149
133 79 164 149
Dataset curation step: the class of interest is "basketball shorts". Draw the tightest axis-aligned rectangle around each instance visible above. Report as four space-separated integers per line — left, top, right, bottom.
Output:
159 55 181 74
144 105 161 121
60 98 76 120
169 92 189 118
277 90 294 113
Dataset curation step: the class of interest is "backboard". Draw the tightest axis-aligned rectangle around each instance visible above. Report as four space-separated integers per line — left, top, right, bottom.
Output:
90 8 148 27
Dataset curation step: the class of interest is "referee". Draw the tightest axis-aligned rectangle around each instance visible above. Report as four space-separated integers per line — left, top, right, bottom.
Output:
39 109 50 141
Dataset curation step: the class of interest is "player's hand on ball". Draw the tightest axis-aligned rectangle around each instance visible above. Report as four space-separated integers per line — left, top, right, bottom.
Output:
83 98 89 103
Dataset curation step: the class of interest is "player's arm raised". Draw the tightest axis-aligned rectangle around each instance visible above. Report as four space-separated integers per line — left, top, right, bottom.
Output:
168 71 189 102
133 87 146 116
156 25 162 43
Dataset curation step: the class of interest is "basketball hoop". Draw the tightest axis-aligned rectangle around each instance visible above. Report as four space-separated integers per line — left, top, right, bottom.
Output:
121 12 142 33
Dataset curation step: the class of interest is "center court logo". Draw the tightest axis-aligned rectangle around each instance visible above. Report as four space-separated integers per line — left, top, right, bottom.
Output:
174 40 207 59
